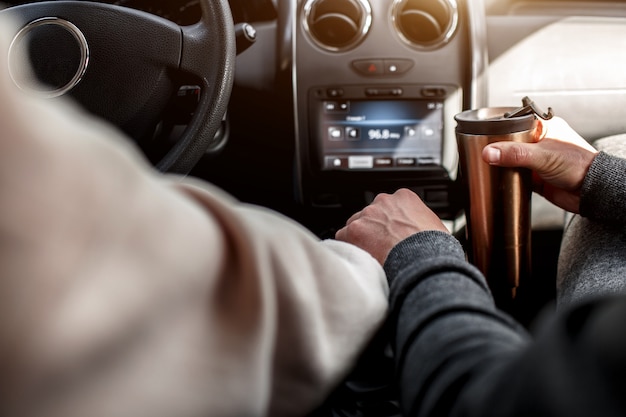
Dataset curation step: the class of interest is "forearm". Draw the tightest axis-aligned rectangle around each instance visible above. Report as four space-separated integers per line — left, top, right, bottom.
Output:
168 179 390 416
2 173 388 417
0 64 388 416
384 231 530 416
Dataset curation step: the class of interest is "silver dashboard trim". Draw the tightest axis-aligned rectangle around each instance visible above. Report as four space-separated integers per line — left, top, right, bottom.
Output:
8 17 90 98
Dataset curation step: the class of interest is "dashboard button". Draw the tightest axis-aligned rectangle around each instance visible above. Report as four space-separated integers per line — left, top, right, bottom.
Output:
349 156 374 169
384 59 414 75
421 87 447 97
325 157 348 169
327 88 344 97
328 127 344 141
396 157 417 167
352 60 384 76
324 100 349 112
374 157 394 167
345 127 360 140
365 87 403 97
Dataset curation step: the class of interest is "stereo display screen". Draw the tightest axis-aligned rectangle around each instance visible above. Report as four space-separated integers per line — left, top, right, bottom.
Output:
315 99 444 170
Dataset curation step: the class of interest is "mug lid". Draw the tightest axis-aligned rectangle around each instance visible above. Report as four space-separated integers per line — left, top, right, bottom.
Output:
454 107 536 135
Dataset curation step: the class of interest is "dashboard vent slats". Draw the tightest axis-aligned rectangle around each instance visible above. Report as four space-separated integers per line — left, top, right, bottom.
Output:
392 0 458 50
303 0 372 52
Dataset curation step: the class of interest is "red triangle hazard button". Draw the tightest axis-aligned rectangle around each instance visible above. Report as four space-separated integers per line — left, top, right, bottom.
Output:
352 59 384 76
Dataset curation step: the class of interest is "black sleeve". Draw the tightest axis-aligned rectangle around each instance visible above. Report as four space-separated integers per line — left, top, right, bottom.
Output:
384 230 626 417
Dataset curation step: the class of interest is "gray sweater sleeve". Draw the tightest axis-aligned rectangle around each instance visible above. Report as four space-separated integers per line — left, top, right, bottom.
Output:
580 151 626 226
384 230 626 417
383 231 530 416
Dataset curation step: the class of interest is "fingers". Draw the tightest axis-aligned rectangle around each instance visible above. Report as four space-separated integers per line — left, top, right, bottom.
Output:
480 117 599 211
542 117 597 152
482 138 591 186
483 116 596 167
482 116 597 172
335 189 449 265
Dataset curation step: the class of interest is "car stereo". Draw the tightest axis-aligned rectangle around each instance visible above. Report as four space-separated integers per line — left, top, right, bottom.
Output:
307 84 458 172
312 95 444 171
299 84 461 216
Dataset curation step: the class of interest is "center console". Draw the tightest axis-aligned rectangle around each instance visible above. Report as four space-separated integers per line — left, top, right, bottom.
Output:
292 0 487 219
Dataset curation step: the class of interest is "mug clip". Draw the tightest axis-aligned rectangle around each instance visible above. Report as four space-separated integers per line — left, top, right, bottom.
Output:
504 96 554 120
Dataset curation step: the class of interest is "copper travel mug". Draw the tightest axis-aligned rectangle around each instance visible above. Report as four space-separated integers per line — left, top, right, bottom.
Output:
455 108 537 301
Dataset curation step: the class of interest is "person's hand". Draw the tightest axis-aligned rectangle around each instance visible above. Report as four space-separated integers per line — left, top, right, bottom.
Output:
335 188 449 265
482 116 598 213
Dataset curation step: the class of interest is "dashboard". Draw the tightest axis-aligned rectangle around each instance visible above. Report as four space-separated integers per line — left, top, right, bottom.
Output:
1 0 479 229
5 0 624 238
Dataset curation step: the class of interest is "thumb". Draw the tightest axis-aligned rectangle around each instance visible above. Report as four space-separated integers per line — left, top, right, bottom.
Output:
482 141 540 170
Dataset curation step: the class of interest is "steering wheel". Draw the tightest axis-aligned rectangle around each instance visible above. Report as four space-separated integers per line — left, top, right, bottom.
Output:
0 0 235 174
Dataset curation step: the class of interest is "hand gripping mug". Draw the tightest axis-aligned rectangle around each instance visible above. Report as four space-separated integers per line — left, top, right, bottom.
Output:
454 98 550 303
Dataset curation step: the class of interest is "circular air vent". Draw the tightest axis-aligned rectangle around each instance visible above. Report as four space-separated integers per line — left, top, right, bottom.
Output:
303 0 372 52
392 0 458 50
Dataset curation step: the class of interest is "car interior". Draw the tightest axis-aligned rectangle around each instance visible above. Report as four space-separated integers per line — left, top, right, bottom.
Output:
1 0 625 413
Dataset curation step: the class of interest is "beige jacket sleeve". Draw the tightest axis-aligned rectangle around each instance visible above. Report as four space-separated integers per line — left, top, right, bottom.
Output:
0 24 388 417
